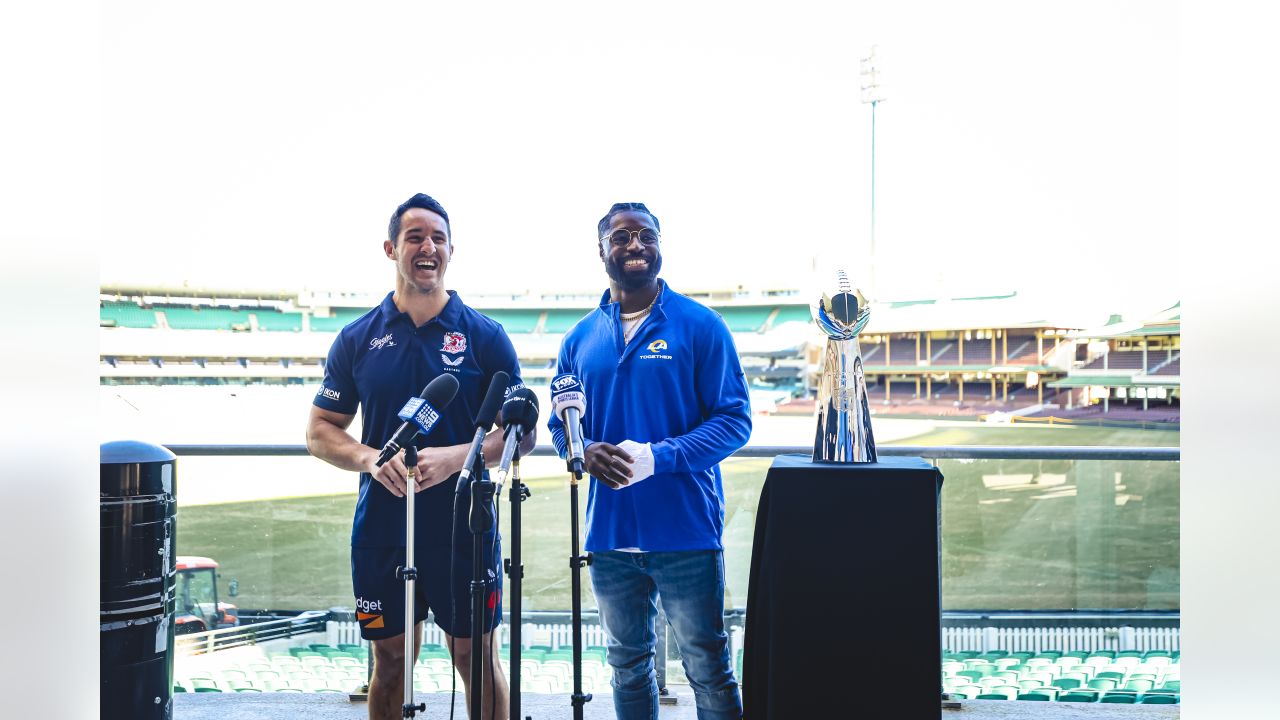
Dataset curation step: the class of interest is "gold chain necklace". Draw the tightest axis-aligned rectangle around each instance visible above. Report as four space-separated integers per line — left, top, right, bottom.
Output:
620 291 659 344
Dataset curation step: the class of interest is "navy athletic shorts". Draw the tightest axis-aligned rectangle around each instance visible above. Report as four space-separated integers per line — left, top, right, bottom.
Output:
350 489 503 640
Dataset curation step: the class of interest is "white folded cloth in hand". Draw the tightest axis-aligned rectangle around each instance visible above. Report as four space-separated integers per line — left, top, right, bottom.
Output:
616 440 655 486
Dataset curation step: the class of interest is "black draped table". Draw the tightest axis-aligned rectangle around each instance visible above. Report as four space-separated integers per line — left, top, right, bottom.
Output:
742 454 944 719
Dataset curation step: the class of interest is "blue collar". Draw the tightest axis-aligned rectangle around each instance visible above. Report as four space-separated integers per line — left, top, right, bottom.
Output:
378 290 465 330
598 279 670 314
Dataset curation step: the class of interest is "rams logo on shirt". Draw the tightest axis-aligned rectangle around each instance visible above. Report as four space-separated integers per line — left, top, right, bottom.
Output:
640 338 673 360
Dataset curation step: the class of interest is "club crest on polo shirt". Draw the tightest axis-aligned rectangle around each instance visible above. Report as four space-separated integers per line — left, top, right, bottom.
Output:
369 332 396 350
640 338 673 360
442 331 467 354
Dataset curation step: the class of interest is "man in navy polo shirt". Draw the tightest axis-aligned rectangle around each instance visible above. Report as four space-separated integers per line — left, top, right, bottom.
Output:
307 193 530 720
548 202 752 720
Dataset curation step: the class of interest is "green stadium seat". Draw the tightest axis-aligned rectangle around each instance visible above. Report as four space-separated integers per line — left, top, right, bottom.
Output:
1088 678 1118 691
100 301 158 328
1086 651 1116 661
162 306 252 330
1124 679 1155 692
310 309 370 332
1159 681 1181 692
173 684 187 693
1100 691 1139 704
975 692 1010 700
275 687 304 693
194 686 222 693
1050 677 1082 691
770 305 812 325
715 307 774 333
234 687 263 692
252 310 304 331
482 309 543 333
1017 691 1052 701
1140 693 1179 704
1094 671 1125 682
190 678 219 691
543 309 592 334
1058 690 1100 703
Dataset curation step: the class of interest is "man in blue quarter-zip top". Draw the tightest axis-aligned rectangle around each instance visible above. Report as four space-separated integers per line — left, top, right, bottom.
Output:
548 202 752 720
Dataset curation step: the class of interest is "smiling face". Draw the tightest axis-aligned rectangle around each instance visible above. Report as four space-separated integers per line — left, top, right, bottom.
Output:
385 207 451 296
599 210 662 291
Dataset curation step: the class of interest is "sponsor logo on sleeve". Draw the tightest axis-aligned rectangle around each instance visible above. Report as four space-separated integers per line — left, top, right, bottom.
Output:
318 386 341 402
504 381 526 398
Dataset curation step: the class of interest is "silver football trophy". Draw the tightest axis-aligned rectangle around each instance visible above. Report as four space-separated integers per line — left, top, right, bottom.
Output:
812 271 877 463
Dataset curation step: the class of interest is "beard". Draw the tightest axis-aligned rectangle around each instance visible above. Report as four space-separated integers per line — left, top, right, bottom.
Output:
605 253 662 291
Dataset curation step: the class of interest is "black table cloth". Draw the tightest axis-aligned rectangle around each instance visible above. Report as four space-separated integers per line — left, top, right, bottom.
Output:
742 454 944 719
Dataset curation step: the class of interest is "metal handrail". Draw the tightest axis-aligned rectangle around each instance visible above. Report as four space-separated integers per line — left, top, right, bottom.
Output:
165 444 1179 461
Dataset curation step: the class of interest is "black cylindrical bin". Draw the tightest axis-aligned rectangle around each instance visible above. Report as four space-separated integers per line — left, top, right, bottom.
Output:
101 440 177 720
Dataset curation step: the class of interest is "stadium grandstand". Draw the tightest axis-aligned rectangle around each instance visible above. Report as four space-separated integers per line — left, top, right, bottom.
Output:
100 284 1181 424
1030 303 1181 424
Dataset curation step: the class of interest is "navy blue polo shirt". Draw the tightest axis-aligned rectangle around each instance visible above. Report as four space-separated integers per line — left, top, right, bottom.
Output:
314 291 523 548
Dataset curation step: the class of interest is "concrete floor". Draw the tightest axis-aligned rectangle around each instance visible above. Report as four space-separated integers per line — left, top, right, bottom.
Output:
174 688 1180 719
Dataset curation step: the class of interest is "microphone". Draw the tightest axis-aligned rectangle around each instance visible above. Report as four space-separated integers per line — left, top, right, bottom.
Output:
454 370 510 492
494 388 540 488
375 374 460 467
550 373 587 478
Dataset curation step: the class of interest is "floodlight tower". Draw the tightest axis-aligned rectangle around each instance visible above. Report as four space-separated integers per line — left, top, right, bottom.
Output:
860 46 886 296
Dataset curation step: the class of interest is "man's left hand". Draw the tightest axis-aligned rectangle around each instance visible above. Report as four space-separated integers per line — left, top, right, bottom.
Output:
410 445 466 492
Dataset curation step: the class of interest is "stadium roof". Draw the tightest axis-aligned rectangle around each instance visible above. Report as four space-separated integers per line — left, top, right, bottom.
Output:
861 292 1080 334
1072 302 1181 339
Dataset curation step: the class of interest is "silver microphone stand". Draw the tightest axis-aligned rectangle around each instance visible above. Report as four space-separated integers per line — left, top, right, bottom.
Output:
400 444 426 718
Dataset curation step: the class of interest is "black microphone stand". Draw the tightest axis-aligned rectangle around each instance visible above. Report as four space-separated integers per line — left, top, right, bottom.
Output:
399 445 426 719
504 448 532 720
568 458 592 720
466 448 497 720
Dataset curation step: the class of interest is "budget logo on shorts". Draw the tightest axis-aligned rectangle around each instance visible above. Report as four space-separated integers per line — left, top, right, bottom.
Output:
356 596 385 628
441 331 467 354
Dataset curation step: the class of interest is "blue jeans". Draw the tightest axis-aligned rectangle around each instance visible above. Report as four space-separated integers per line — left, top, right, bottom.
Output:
590 549 741 720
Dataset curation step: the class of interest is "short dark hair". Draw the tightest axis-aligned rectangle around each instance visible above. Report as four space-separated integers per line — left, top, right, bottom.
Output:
597 202 660 238
389 193 451 244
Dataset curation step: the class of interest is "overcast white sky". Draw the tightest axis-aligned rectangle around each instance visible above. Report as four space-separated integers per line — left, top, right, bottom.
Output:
101 1 1178 322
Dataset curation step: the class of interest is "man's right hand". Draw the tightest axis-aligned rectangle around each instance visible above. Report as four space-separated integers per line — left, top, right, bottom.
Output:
584 442 634 489
363 448 411 498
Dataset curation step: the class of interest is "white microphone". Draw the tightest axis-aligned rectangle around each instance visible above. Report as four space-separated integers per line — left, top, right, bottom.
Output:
550 373 587 479
493 388 539 488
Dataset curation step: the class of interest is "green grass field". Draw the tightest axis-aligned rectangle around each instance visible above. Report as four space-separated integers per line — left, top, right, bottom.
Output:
177 423 1178 614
